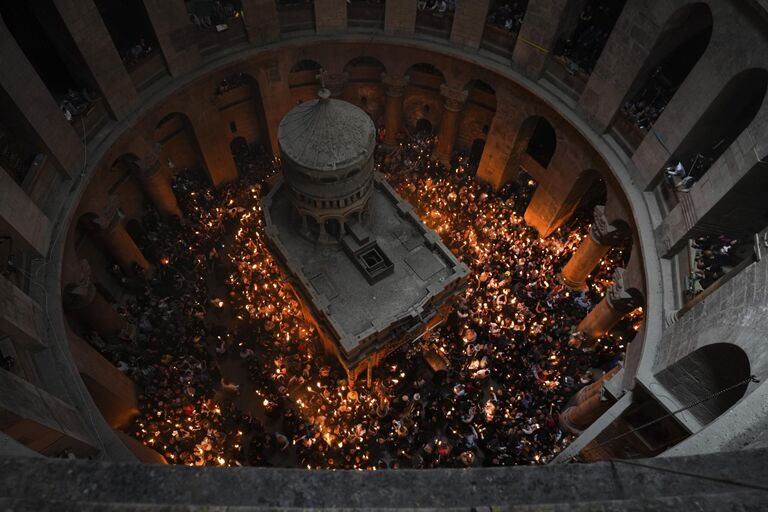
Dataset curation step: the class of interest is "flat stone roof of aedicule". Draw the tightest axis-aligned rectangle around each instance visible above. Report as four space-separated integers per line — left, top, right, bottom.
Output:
262 175 468 356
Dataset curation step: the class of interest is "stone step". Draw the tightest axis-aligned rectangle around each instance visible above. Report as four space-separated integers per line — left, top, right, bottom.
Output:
1 491 765 512
0 449 766 510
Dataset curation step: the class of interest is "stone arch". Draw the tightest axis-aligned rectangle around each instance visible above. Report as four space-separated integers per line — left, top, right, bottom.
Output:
404 63 447 131
664 68 768 185
613 3 713 152
655 343 751 426
153 112 210 184
343 56 386 118
213 72 270 154
289 59 323 104
457 80 496 160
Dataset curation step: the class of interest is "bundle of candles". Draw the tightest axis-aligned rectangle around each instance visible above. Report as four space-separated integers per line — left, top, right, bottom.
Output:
109 135 638 469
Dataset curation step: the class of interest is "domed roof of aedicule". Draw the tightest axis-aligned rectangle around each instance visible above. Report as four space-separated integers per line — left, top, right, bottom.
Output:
278 89 376 172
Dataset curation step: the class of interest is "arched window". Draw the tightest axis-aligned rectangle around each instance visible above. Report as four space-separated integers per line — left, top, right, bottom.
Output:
613 3 713 153
525 117 556 169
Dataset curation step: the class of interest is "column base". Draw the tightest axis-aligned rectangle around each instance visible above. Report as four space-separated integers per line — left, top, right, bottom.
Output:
560 272 588 291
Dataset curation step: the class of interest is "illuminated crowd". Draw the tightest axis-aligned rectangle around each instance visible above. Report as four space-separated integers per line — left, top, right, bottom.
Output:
104 133 637 469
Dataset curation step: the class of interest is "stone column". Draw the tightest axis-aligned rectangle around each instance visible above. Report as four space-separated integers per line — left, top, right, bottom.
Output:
434 85 468 166
576 268 640 341
142 0 201 78
384 0 417 34
382 73 409 147
561 206 629 289
512 0 587 80
90 202 151 275
314 0 347 33
0 275 47 351
64 261 126 340
52 0 139 119
0 369 99 456
559 387 611 433
0 171 51 258
573 366 620 405
0 13 82 175
136 150 182 219
241 0 280 44
68 332 138 428
450 0 491 49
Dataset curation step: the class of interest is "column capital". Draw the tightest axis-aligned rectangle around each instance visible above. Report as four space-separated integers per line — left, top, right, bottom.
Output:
589 205 630 246
605 268 641 313
382 73 410 97
64 260 97 310
135 143 163 180
439 84 469 112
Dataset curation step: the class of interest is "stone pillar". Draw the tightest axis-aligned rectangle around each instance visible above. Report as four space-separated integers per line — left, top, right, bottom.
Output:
0 13 82 175
561 206 629 289
52 0 139 119
559 387 611 433
0 275 47 351
142 0 200 78
0 171 51 257
136 149 182 218
89 202 151 274
573 366 620 405
0 369 99 456
450 0 491 49
190 105 239 186
576 268 640 341
382 74 409 147
434 85 468 166
241 0 280 44
64 261 126 339
314 0 347 33
512 0 587 80
68 332 138 428
385 0 417 34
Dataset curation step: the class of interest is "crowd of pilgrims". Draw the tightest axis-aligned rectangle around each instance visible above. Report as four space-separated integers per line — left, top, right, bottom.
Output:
95 133 635 469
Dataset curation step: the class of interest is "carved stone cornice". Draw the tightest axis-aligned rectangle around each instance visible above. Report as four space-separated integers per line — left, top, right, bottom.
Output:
590 205 630 246
605 267 641 313
382 73 409 97
439 84 468 112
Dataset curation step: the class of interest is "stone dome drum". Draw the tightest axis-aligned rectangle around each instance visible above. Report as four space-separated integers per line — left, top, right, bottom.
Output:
277 89 376 241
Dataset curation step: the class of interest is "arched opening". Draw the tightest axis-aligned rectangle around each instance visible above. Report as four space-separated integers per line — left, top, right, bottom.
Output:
347 0 385 30
660 68 768 194
525 117 557 169
656 343 751 426
289 60 323 104
404 63 446 135
93 0 165 90
343 56 386 118
457 80 496 169
214 73 270 155
0 0 108 131
481 0 530 59
613 3 713 153
277 0 316 34
153 113 210 185
415 118 434 136
416 0 456 40
548 0 628 96
469 138 486 168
